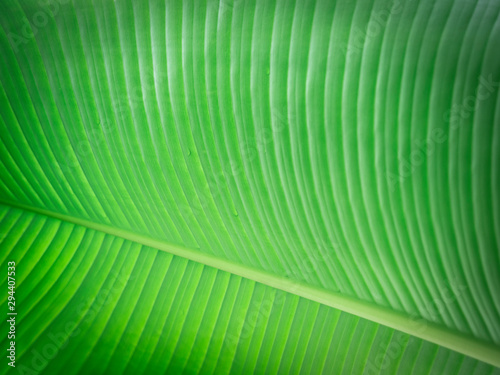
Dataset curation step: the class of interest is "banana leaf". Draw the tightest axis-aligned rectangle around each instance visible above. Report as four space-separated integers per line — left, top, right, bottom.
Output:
0 0 499 373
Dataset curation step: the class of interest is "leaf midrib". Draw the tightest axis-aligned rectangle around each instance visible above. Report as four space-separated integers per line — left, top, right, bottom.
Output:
2 198 499 368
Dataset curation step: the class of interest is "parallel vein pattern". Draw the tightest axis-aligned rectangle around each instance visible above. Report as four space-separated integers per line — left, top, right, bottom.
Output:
0 0 499 371
0 204 498 374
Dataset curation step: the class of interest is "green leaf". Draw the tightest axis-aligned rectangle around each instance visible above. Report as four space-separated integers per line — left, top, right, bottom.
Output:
0 204 498 374
0 0 499 373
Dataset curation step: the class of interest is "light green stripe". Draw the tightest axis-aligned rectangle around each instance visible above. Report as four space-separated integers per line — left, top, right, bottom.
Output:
2 199 499 368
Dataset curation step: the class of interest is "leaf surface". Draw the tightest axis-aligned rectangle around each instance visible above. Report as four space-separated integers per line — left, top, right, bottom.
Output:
0 0 499 373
